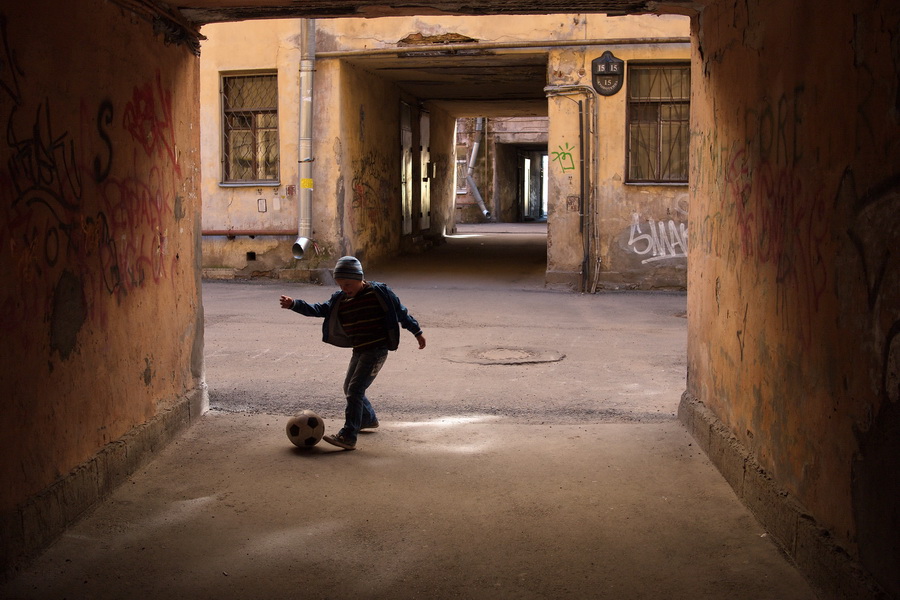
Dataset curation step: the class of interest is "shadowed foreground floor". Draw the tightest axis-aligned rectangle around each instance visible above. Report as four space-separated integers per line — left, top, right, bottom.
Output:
1 224 816 599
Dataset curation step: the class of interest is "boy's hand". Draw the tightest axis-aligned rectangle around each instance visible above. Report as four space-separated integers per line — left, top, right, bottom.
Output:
279 295 294 309
416 334 426 349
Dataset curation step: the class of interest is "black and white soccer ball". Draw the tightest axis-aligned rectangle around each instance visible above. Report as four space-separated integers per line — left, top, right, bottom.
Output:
286 410 325 448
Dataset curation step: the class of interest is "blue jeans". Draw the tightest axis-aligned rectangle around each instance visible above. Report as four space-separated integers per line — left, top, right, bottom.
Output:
340 347 388 442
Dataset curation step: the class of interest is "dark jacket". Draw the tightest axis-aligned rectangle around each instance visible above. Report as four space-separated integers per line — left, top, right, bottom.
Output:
290 281 422 350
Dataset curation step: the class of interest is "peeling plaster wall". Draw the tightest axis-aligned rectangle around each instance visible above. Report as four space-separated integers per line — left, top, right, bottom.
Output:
331 60 404 265
686 0 899 595
315 13 689 51
201 15 690 285
546 39 691 291
0 0 203 562
199 20 321 275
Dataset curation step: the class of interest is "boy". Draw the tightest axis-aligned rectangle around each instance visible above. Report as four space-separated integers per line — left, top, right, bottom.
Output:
279 256 426 450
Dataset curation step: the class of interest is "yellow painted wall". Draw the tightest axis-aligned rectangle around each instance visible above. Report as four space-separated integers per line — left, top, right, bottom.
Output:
199 20 312 275
200 15 690 285
546 40 691 290
0 0 203 514
688 0 900 592
315 14 689 51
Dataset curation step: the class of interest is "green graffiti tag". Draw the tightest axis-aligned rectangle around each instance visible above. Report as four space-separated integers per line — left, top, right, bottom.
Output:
551 143 576 172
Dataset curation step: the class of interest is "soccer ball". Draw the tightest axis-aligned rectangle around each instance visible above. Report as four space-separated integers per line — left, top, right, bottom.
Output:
286 410 325 447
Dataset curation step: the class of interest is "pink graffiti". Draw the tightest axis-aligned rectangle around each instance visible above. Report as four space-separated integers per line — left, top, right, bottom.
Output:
122 70 180 176
724 148 830 347
97 161 174 297
1 70 181 353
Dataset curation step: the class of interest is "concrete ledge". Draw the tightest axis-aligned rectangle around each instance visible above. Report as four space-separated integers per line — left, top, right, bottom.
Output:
544 269 580 291
0 386 206 581
202 267 235 280
678 392 889 600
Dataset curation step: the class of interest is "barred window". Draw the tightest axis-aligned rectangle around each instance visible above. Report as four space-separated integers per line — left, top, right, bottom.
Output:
626 64 690 183
456 145 469 194
222 73 279 183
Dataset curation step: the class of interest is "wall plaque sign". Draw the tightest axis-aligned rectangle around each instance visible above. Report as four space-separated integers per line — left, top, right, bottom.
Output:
592 51 624 96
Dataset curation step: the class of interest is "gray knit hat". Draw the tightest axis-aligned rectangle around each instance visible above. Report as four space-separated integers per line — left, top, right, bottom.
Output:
333 256 364 281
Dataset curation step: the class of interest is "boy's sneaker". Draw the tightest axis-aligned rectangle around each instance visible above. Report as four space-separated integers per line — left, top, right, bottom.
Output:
360 420 379 430
323 433 356 450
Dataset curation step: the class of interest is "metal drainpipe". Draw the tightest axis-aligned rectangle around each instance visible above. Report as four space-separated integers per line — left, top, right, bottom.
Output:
578 99 589 291
466 117 492 219
544 84 600 292
292 18 315 259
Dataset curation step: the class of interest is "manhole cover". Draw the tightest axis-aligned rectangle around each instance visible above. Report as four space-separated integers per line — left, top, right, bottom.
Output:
443 346 565 365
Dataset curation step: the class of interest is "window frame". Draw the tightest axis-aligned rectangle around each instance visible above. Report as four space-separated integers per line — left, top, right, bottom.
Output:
625 61 690 185
220 71 280 186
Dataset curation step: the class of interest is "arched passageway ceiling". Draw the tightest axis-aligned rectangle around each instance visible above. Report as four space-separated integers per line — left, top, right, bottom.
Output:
336 50 552 117
166 0 695 116
174 1 698 24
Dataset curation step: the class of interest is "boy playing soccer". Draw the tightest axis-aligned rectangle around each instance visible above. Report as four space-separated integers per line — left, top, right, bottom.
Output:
279 256 426 450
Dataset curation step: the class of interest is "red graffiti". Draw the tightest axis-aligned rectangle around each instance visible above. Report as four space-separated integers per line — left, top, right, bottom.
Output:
724 147 830 347
1 68 182 353
97 161 174 297
122 71 180 175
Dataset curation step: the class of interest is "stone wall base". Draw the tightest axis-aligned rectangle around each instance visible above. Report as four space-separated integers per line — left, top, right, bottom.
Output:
678 392 888 600
1 385 208 581
544 269 581 291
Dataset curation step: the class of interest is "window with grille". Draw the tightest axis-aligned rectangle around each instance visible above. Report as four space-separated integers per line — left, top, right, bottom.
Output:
626 64 690 183
221 73 279 183
456 145 469 194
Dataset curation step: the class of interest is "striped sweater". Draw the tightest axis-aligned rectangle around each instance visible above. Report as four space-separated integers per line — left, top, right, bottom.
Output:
337 285 388 350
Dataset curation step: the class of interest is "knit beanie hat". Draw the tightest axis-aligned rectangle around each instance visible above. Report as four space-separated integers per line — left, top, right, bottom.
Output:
333 256 364 280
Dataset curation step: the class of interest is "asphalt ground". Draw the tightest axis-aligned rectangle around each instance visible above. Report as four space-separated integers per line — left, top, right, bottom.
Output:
0 223 817 599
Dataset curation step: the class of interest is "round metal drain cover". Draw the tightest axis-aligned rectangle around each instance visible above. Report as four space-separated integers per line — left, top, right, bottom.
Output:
443 346 565 365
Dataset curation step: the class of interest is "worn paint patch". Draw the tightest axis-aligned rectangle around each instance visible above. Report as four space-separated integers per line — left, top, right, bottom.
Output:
142 356 154 385
173 195 186 220
50 270 86 360
397 32 477 45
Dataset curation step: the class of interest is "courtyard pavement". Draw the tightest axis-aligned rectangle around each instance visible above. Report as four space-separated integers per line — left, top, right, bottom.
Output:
0 223 817 599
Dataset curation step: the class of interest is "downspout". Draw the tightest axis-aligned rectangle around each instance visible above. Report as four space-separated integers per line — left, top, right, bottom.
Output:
578 99 589 291
544 84 600 292
466 117 492 219
292 18 315 259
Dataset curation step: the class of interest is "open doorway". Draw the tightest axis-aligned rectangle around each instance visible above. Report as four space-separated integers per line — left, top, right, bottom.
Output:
519 148 548 222
454 117 548 226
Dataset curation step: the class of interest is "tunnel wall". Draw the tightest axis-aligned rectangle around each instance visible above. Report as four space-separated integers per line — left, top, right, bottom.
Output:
0 0 205 572
330 59 404 265
681 0 899 596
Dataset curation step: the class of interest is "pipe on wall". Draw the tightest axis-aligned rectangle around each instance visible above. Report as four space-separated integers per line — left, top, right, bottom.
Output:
544 84 600 292
466 117 492 219
203 230 297 237
293 18 315 260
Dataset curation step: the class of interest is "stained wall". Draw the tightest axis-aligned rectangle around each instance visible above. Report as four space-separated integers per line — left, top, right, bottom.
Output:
0 0 204 567
685 0 899 595
198 19 315 278
546 38 691 291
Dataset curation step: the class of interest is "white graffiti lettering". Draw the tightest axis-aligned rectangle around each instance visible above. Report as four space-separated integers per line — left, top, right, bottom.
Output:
628 213 689 264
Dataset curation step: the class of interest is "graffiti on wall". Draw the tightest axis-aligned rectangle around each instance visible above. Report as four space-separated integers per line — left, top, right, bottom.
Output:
627 213 689 264
349 151 391 237
0 11 181 355
551 143 576 172
839 167 900 404
692 87 831 346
